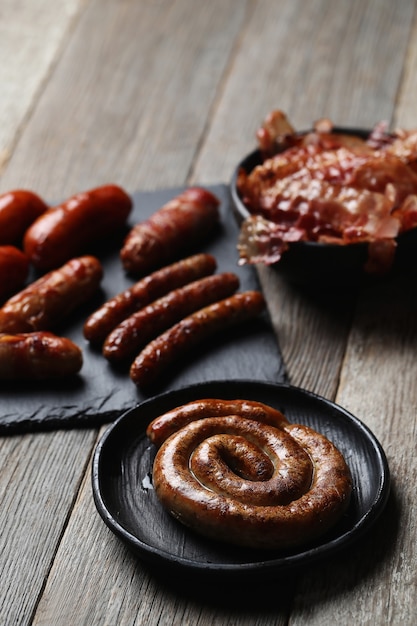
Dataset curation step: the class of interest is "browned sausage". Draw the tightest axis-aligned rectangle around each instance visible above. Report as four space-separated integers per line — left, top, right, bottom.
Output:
23 184 132 271
0 246 30 301
103 272 240 363
130 290 265 388
0 256 103 333
150 399 352 549
120 187 220 275
0 190 48 245
147 398 288 448
0 332 82 379
83 253 217 345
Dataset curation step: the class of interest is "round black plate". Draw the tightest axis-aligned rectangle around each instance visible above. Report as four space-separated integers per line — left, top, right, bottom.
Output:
92 380 390 582
230 128 417 286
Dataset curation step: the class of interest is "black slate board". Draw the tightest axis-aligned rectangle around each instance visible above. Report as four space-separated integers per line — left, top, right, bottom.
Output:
0 184 287 435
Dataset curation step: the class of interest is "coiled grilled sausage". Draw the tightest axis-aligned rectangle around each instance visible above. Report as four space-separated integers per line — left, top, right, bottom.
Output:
0 332 82 379
0 256 103 333
130 290 265 388
83 253 217 345
149 399 352 549
120 187 220 275
103 272 240 363
23 184 132 271
147 398 289 448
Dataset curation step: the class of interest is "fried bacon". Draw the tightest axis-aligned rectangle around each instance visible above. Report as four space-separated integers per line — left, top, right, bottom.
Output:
237 111 417 273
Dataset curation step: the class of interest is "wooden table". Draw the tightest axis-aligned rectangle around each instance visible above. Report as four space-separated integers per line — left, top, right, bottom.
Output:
1 1 417 623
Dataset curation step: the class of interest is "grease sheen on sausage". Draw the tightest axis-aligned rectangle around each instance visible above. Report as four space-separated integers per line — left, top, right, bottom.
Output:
149 399 352 549
0 246 30 301
130 290 265 388
103 272 240 363
0 332 82 379
0 190 49 245
83 253 217 345
120 187 220 275
23 184 132 271
0 256 103 333
147 398 289 448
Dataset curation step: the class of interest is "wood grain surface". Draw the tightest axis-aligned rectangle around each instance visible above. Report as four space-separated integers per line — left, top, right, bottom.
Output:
1 0 417 624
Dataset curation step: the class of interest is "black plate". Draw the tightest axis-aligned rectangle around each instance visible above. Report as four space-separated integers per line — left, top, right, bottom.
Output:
92 379 390 583
230 128 417 286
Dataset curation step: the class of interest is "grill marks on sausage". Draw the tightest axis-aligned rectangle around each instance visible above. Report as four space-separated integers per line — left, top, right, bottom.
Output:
103 272 240 363
148 399 353 550
0 256 103 334
130 291 265 388
120 187 220 275
83 253 217 345
0 332 83 379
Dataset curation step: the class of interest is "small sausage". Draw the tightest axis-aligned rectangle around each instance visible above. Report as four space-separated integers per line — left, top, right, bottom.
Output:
0 246 30 301
0 190 49 245
103 272 240 363
130 290 265 388
120 187 220 275
0 256 103 333
23 184 132 271
0 332 82 379
83 253 217 345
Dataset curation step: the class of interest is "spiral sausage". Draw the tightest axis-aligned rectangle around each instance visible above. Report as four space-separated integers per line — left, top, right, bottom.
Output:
0 256 103 333
0 332 82 379
130 290 265 388
103 272 240 363
83 253 217 345
149 399 352 550
120 187 220 275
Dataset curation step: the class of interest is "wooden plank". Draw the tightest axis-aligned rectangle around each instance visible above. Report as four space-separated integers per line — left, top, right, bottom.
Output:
193 0 417 397
0 0 249 199
289 273 417 625
0 429 98 626
29 0 417 625
0 0 83 173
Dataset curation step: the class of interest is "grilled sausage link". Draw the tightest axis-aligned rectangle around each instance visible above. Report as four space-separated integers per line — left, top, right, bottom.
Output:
83 253 217 345
149 400 352 550
120 187 220 275
0 190 49 245
130 290 265 388
0 256 103 333
0 246 30 301
103 272 240 363
0 332 82 379
23 184 132 271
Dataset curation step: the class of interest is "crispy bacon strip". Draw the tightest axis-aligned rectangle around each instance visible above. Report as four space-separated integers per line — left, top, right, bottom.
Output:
236 111 417 272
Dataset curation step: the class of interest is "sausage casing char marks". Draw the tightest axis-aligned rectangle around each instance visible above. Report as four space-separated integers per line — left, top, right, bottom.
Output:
148 399 352 550
0 190 49 245
24 184 132 271
0 332 82 379
83 253 217 345
0 255 103 333
130 290 265 388
0 246 30 302
120 187 220 275
103 272 240 363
